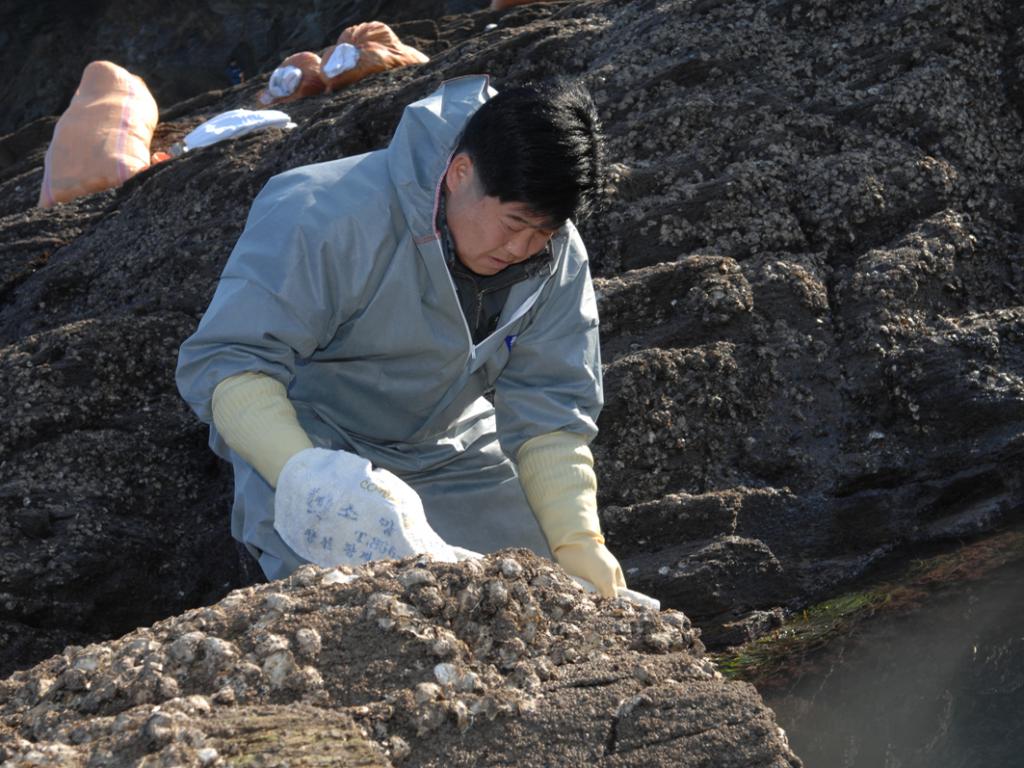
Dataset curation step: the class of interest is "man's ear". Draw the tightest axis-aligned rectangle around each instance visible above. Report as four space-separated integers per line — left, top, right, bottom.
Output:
445 152 475 194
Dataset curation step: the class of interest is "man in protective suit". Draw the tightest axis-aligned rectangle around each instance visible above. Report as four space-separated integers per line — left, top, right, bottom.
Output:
176 75 628 598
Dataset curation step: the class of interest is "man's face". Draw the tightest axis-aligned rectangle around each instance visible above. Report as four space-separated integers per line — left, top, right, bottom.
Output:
444 153 559 276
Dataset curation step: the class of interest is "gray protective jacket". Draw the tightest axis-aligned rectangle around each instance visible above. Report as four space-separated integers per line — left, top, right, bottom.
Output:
175 76 603 574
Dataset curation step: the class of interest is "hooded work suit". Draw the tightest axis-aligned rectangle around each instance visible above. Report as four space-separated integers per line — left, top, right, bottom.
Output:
175 76 603 580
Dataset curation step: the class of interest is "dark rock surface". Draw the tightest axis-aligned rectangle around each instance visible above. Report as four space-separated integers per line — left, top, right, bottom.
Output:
0 0 1022 737
587 0 1024 637
0 552 800 766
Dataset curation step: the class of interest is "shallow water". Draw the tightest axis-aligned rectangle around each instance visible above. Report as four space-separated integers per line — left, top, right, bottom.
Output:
765 557 1024 768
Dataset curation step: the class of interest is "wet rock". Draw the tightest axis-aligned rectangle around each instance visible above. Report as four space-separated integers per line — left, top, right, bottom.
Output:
704 608 787 648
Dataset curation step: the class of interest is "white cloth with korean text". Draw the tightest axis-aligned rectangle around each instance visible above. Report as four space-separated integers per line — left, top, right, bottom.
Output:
274 447 458 567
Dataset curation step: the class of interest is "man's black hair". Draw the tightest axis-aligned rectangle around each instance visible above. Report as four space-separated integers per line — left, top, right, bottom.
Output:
455 78 606 226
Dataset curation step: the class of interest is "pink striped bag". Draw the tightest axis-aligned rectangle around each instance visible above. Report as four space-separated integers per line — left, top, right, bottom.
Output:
38 61 158 208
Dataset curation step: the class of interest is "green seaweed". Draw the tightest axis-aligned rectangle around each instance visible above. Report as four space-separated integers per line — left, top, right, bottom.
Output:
712 529 1024 688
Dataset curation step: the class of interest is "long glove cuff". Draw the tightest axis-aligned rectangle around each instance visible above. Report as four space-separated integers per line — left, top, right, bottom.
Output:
212 371 314 488
516 431 602 550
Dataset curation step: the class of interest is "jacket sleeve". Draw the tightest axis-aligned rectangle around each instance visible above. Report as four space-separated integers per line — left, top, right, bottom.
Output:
493 225 604 459
175 166 360 424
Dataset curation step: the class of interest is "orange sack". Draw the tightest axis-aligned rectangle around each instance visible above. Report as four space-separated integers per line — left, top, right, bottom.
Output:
39 61 158 208
319 21 429 92
258 51 326 106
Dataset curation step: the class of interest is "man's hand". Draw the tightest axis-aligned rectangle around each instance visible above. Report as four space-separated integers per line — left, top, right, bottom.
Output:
551 529 626 598
274 447 457 567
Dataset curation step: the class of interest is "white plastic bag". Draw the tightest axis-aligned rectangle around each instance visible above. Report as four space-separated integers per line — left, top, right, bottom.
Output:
183 108 295 151
322 43 360 78
274 448 458 568
266 65 303 100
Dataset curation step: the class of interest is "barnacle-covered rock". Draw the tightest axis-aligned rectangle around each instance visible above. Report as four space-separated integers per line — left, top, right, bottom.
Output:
0 551 797 766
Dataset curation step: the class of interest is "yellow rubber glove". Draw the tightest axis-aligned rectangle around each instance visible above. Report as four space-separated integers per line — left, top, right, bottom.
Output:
517 431 626 598
211 371 314 488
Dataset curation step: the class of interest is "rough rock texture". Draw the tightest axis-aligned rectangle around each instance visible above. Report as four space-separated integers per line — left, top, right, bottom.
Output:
0 552 801 766
587 0 1024 642
1 0 1023 695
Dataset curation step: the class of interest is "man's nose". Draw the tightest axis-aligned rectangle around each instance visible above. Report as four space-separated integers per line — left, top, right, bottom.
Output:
506 229 534 259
